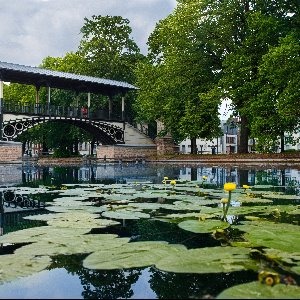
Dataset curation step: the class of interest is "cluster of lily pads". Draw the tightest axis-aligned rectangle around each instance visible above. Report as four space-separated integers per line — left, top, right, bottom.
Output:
0 178 300 298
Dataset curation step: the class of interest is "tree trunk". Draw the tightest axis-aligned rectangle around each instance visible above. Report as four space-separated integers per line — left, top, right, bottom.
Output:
280 132 285 153
191 137 197 154
74 139 79 155
191 168 198 181
238 115 249 154
90 139 95 156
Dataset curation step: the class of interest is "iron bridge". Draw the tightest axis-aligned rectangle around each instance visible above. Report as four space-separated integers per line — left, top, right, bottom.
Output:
2 113 124 145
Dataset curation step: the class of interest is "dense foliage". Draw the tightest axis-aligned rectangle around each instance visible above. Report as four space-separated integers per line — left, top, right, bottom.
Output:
134 0 300 153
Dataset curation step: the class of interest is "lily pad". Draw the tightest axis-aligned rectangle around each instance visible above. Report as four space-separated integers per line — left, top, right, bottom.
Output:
102 209 150 220
0 254 51 284
234 221 300 252
0 227 90 244
178 219 230 233
15 235 130 257
216 281 300 299
83 241 186 270
156 246 258 274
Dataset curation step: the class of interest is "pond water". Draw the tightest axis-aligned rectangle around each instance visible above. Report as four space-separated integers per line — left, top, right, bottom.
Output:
0 162 300 299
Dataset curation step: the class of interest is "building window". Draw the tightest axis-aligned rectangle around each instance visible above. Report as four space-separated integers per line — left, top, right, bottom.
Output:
226 136 235 144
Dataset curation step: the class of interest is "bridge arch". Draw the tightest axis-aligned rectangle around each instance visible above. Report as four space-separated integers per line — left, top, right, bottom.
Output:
2 116 124 145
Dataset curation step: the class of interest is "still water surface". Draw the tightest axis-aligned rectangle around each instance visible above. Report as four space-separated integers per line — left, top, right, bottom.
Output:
0 162 299 299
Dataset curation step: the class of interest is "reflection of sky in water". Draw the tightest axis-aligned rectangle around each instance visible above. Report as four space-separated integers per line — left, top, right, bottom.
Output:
0 267 157 299
0 269 83 299
130 268 157 299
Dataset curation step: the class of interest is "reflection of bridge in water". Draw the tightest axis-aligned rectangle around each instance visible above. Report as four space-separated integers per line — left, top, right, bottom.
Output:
0 188 46 236
1 189 45 210
22 163 180 185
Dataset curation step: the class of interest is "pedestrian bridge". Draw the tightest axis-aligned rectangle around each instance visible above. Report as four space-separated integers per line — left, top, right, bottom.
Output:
0 61 154 147
2 105 153 145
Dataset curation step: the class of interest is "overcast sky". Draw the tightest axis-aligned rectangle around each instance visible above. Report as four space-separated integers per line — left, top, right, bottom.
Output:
0 0 177 67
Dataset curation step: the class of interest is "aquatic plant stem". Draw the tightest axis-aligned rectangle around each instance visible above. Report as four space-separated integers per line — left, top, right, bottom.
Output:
223 191 232 220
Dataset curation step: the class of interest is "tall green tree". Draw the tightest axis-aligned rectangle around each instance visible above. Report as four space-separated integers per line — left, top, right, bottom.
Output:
250 34 300 152
135 1 222 153
136 0 299 153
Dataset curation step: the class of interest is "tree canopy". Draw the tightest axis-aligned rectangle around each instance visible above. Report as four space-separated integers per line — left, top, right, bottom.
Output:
134 0 300 153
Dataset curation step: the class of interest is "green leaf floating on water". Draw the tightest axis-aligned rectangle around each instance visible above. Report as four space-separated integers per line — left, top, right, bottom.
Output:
15 235 130 257
261 194 300 201
156 246 258 274
178 219 230 233
102 209 150 220
234 221 300 252
216 281 300 299
24 212 120 229
0 254 51 284
83 241 186 270
0 227 91 244
259 248 300 275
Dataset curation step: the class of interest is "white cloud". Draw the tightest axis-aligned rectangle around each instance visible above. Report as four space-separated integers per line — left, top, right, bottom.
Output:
0 0 176 66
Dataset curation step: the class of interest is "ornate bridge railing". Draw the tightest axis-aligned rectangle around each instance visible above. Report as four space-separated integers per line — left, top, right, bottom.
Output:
3 101 122 121
1 189 46 209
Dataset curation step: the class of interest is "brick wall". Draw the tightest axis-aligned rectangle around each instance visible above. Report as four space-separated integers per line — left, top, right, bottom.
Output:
155 136 179 156
0 142 22 162
97 144 157 160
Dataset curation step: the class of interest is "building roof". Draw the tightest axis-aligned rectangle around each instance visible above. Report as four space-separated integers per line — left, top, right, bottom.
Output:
0 61 137 95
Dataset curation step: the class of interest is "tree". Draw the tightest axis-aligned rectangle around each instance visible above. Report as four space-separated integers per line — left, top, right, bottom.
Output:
250 34 300 152
134 1 222 153
135 0 299 154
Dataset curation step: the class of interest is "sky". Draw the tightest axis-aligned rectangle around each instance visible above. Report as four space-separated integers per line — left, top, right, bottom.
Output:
0 0 231 118
0 0 177 67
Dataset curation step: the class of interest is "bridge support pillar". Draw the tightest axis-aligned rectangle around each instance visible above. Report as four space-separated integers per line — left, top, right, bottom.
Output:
155 135 179 156
0 80 3 140
0 141 22 162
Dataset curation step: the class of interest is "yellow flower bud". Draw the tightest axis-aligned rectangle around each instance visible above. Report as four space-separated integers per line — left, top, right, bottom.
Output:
224 182 236 192
243 185 250 189
202 176 208 180
265 277 274 286
220 198 229 204
164 176 169 180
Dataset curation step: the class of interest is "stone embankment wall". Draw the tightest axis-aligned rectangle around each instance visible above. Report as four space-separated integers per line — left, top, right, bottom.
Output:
97 144 157 161
0 141 22 163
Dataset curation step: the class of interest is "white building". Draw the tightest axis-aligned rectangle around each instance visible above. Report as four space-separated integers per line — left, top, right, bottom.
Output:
179 119 239 154
179 119 300 154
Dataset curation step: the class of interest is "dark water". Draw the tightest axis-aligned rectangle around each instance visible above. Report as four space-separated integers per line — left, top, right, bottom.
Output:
0 162 299 299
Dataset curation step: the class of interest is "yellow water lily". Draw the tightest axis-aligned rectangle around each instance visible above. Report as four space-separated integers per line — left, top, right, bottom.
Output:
220 198 229 204
242 184 250 189
224 182 237 192
202 176 208 180
258 271 280 286
170 180 176 185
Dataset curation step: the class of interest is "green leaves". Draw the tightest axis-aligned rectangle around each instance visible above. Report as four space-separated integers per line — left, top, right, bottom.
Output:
217 282 300 299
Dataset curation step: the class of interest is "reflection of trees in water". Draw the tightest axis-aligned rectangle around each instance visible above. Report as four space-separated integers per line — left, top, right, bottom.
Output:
49 254 141 299
99 219 222 249
148 267 257 299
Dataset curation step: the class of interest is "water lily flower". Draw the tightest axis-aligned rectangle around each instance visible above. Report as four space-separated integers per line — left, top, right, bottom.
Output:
170 180 176 185
258 271 280 286
202 176 208 181
220 198 229 204
224 182 236 192
222 183 236 221
242 184 250 189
